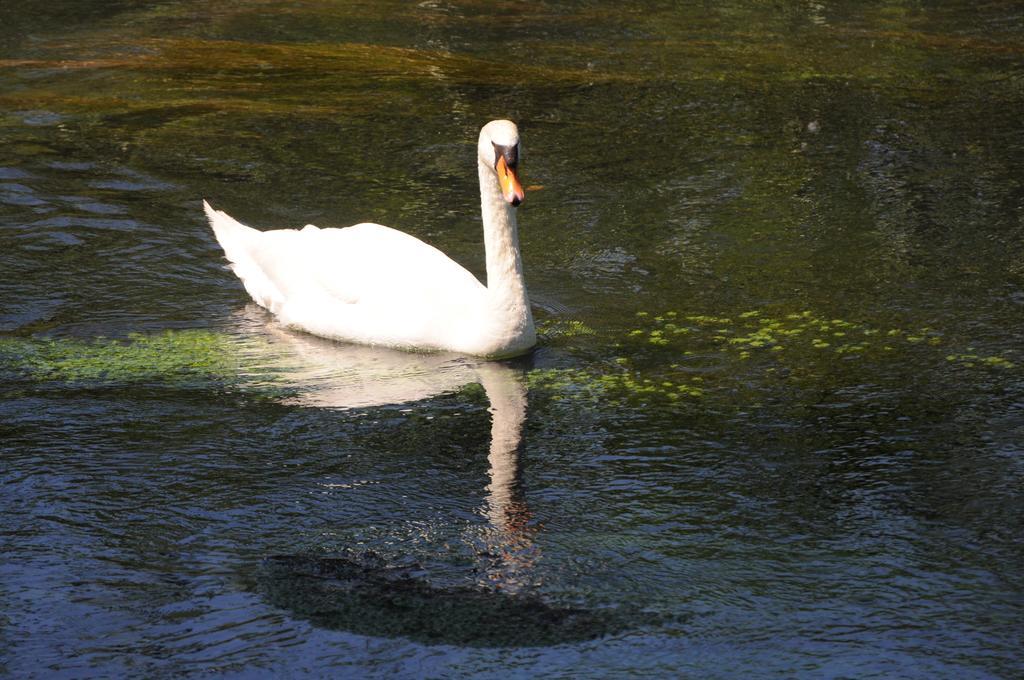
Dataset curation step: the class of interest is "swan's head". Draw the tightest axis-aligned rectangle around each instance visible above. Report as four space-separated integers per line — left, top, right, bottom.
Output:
479 120 524 207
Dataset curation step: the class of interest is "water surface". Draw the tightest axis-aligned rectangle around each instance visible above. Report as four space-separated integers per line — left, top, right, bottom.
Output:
2 1 1023 677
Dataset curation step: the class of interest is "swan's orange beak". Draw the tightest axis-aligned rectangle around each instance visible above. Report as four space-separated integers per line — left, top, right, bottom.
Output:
496 156 525 207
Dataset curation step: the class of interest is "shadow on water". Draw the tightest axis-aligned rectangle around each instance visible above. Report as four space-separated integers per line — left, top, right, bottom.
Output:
255 552 651 648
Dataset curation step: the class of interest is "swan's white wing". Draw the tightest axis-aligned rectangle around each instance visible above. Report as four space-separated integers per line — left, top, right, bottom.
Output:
307 223 484 306
243 223 485 309
205 202 487 349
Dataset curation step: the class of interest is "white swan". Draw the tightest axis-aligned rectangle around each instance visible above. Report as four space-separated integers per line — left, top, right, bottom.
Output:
204 120 536 358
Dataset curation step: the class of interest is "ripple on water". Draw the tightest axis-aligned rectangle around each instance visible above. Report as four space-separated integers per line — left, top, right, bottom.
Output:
47 160 97 172
0 296 66 331
28 215 145 232
88 169 176 193
1 182 48 207
0 167 35 180
55 195 128 215
17 110 64 126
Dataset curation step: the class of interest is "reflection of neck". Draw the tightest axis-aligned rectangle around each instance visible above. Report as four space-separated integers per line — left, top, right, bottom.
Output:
477 364 528 532
478 364 537 591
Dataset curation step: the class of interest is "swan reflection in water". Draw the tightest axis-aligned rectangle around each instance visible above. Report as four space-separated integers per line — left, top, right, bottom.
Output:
232 307 539 589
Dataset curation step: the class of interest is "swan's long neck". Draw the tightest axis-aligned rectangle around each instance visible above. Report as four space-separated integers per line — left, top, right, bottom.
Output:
479 159 532 327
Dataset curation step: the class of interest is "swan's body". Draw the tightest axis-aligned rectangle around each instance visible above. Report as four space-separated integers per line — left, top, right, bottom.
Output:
204 120 535 358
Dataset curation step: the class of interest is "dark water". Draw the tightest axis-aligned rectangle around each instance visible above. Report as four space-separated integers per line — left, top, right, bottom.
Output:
2 1 1023 677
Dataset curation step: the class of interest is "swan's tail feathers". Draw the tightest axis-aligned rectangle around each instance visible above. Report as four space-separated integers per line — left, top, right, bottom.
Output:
203 200 258 252
202 200 285 313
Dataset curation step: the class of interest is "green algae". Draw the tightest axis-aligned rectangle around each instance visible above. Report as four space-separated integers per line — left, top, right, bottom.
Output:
0 330 273 388
946 353 1016 370
522 306 1019 408
621 308 966 364
536 319 596 343
525 364 705 407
